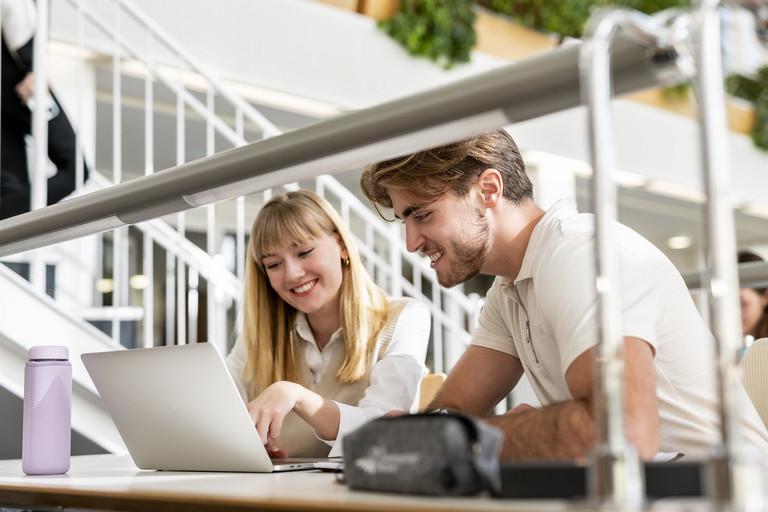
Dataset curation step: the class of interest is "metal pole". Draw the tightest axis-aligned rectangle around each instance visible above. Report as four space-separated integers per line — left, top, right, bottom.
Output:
74 0 85 191
693 1 767 508
142 29 154 348
176 93 186 345
683 261 768 290
205 87 216 347
0 36 689 256
580 9 680 508
164 250 175 345
235 109 246 282
111 0 124 346
29 0 49 292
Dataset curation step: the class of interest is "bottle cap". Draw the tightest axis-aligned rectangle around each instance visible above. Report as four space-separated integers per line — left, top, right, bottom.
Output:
28 345 69 361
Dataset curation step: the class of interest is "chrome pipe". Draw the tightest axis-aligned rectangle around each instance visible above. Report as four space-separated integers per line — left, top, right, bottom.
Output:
176 93 186 346
693 1 767 507
111 0 123 346
0 36 688 256
206 87 216 347
583 11 644 507
580 8 690 507
235 110 246 282
683 261 768 290
142 30 154 349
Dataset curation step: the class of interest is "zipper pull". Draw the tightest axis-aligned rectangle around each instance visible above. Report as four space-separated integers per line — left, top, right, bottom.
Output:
526 320 540 365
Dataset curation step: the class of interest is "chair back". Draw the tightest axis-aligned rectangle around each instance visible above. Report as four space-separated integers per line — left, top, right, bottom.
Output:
743 337 768 428
418 373 447 410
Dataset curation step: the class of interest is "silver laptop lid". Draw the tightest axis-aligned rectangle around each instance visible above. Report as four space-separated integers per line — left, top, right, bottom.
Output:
82 343 276 472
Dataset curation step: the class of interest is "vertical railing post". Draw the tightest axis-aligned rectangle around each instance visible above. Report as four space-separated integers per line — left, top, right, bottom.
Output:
694 1 766 508
164 251 175 345
175 93 186 345
581 10 652 509
188 268 199 344
111 0 125 345
389 223 402 297
74 0 85 191
235 109 246 282
29 0 50 292
142 30 154 348
205 87 217 348
431 281 444 374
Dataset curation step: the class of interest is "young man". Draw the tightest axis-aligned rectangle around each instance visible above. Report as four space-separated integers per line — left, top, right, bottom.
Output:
361 129 768 461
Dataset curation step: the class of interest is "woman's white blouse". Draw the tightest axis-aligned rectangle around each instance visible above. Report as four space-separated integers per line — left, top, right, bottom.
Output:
225 299 430 456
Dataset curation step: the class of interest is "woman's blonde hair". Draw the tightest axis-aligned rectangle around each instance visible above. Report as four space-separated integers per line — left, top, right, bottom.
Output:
242 190 390 398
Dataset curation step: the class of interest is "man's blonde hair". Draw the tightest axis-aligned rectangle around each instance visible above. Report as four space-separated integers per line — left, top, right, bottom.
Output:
361 129 532 216
242 190 390 398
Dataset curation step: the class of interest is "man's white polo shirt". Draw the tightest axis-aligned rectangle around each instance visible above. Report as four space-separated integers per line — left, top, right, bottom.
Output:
471 199 768 458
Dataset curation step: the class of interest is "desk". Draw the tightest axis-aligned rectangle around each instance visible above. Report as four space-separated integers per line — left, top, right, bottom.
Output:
0 454 572 512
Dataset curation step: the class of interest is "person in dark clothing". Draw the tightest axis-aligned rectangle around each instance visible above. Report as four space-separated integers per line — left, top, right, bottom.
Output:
1 0 89 220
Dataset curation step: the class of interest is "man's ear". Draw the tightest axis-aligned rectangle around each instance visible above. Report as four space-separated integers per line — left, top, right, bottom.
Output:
476 168 503 207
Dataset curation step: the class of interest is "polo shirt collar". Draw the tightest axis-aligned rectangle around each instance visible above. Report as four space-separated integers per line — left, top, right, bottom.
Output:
507 198 578 287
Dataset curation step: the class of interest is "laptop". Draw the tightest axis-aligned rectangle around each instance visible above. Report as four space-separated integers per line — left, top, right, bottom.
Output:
82 343 341 472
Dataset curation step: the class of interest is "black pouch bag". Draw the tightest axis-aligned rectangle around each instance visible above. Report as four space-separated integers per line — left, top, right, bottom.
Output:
342 412 503 496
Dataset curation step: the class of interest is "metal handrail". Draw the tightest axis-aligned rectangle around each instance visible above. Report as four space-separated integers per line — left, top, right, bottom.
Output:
93 0 481 351
0 35 686 255
683 261 768 290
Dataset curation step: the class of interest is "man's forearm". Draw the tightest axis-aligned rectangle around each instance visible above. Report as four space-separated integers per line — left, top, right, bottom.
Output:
485 400 597 461
425 393 496 416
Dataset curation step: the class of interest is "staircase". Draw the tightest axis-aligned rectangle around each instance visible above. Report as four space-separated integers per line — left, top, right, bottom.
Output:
0 0 484 454
0 264 125 454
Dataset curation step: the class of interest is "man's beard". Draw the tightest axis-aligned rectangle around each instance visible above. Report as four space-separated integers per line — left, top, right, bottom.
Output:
437 210 490 288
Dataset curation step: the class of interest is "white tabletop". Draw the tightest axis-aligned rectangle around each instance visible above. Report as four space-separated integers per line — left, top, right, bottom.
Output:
0 454 572 512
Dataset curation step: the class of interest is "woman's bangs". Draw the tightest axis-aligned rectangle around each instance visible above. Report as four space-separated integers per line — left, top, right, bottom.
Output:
255 205 327 261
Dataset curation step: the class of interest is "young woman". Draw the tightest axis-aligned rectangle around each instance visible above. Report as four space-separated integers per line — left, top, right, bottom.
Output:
739 250 768 342
226 190 430 458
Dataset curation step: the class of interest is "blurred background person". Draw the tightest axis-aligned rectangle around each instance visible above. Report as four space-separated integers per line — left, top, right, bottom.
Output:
738 250 768 344
1 0 89 220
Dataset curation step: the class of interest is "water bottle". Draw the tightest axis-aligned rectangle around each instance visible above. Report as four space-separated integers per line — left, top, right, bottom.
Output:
22 345 72 475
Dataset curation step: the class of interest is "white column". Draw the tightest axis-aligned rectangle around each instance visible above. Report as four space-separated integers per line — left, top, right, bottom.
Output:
529 160 577 211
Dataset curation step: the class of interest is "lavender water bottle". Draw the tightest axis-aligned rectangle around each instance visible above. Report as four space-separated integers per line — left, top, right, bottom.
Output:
22 345 72 475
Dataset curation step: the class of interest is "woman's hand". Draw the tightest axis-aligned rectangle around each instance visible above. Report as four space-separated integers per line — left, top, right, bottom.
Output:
247 381 305 447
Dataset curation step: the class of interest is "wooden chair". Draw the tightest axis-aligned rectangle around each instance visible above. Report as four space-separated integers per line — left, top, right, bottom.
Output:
743 337 768 428
418 373 447 411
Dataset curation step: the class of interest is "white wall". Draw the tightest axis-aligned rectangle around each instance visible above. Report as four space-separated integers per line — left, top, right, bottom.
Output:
50 0 505 111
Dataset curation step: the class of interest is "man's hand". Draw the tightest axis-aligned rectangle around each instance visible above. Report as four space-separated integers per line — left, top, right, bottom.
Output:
485 337 659 461
15 72 36 104
247 381 305 447
506 403 535 415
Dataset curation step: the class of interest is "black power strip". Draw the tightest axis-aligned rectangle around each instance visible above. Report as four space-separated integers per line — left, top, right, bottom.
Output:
494 461 704 500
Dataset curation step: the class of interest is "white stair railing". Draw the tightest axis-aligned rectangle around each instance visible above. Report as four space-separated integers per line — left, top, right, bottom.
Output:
40 0 482 368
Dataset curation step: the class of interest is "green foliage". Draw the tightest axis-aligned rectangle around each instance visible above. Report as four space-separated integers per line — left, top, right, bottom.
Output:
479 0 595 39
476 0 689 39
376 0 766 152
726 67 768 151
378 0 476 69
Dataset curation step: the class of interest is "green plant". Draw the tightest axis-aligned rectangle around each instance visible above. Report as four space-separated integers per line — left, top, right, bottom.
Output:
378 0 476 69
726 66 768 151
376 1 767 152
476 0 689 40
